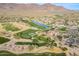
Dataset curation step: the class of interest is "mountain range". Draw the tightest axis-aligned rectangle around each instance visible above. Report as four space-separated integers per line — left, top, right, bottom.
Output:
0 3 74 16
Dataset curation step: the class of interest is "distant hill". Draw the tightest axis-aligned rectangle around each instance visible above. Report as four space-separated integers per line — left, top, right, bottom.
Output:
0 3 74 16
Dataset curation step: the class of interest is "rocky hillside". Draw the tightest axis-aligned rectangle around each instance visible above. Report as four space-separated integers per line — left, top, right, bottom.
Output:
0 3 72 16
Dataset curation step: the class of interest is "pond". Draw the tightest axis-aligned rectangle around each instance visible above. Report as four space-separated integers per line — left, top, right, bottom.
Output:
31 20 49 29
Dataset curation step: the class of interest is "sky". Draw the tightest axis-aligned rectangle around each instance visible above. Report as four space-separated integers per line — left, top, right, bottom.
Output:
53 3 79 10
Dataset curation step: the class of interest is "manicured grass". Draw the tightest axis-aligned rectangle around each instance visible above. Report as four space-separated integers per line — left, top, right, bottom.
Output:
0 50 66 56
22 20 49 30
32 35 51 43
15 34 52 47
0 37 10 44
15 35 57 47
0 50 17 56
19 52 66 56
32 35 57 47
15 42 47 47
14 29 37 39
58 26 67 32
2 23 20 31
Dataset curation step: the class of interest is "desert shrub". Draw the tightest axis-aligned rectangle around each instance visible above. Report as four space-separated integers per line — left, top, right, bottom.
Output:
60 47 68 51
59 26 67 32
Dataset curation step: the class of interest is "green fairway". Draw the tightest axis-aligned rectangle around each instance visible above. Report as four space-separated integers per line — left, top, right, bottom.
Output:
15 42 47 47
0 50 66 56
22 20 49 30
15 34 57 47
2 23 20 31
0 37 10 44
14 29 38 39
19 52 66 56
